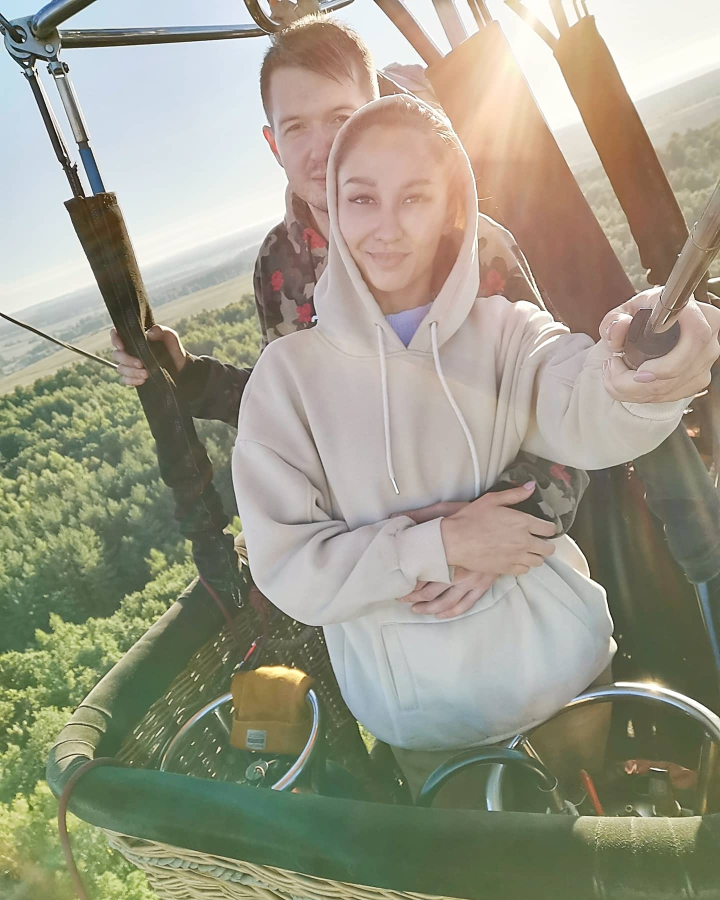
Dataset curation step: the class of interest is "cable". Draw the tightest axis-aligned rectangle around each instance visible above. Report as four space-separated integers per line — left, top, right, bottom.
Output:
58 757 127 900
504 0 558 48
0 310 118 370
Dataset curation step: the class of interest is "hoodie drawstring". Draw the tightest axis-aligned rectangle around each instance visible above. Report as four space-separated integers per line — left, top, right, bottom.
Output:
376 325 400 495
375 322 481 499
431 321 481 498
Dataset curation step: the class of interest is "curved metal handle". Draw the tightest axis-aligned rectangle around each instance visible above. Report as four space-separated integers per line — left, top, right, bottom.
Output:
244 0 355 34
160 688 321 791
416 746 559 808
487 682 720 814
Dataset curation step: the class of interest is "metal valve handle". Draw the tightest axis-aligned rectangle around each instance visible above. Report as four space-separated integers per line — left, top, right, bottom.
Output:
159 688 321 792
624 180 720 370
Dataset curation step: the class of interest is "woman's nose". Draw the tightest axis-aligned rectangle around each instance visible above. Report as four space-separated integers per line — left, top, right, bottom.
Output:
374 207 403 243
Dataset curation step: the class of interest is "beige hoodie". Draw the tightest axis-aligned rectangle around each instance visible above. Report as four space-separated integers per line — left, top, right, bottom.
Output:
233 96 688 752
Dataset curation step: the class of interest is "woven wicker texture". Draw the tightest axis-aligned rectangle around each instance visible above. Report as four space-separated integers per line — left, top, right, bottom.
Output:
116 590 373 782
108 575 401 896
105 832 462 900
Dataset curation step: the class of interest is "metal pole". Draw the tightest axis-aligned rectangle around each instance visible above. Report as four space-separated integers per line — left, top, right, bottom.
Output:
471 0 492 23
59 23 267 49
432 0 470 47
648 180 720 332
22 64 84 197
48 59 104 193
696 581 720 694
31 0 97 39
372 0 443 65
548 0 569 34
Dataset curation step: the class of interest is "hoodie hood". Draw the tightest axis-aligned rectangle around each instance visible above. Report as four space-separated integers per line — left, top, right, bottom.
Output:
313 94 480 358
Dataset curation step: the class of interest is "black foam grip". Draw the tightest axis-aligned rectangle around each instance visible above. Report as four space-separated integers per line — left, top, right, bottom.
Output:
623 306 681 370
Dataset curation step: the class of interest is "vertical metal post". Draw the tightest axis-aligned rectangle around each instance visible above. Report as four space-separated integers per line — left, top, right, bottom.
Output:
22 64 85 197
47 59 105 193
548 0 570 33
431 0 470 48
696 581 720 694
697 735 720 814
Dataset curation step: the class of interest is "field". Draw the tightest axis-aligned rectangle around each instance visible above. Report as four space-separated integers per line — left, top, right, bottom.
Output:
0 273 252 395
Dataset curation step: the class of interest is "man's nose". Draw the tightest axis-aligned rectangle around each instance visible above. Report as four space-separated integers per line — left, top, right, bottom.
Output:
308 126 335 165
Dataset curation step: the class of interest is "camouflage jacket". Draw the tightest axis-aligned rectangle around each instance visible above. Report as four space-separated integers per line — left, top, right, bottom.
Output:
178 191 587 533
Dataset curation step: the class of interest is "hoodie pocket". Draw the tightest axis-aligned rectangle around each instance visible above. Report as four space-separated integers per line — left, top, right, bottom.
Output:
381 623 419 712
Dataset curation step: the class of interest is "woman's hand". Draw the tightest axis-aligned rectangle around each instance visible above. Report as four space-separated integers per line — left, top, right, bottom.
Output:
392 500 467 524
399 568 495 619
440 483 557 576
599 289 720 404
110 324 188 386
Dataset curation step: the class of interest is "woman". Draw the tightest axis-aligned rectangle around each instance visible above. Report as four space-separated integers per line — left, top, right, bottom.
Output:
233 95 719 801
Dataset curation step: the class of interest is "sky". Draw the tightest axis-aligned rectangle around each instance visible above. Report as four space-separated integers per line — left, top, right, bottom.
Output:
1 0 719 315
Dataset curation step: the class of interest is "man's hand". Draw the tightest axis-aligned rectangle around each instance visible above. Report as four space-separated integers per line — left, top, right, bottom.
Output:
400 568 495 619
440 483 556 576
110 324 188 387
599 289 720 404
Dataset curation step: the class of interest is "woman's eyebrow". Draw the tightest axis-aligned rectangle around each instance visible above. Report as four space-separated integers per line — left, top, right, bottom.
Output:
342 177 435 188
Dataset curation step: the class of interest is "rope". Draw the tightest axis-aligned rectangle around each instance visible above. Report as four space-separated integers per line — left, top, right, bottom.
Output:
58 757 127 900
0 310 118 370
198 573 256 654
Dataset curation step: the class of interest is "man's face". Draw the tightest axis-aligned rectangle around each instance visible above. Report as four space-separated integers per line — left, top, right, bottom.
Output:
264 66 373 213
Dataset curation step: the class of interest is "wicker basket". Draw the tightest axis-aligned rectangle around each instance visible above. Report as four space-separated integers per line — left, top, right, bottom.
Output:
47 574 720 900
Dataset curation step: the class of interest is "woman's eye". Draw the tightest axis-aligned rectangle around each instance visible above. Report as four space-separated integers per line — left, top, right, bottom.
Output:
404 194 427 204
348 195 374 205
334 115 350 125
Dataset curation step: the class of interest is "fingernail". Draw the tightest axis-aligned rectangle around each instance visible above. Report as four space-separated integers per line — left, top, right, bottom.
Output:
605 318 621 340
523 481 535 490
633 371 657 383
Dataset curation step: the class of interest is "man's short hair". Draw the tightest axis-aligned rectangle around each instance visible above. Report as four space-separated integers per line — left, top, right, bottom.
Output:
260 15 379 121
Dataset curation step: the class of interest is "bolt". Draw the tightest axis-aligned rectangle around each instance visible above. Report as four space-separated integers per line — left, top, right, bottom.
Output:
45 43 55 53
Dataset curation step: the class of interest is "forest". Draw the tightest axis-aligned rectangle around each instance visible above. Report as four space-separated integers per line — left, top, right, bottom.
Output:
0 117 719 899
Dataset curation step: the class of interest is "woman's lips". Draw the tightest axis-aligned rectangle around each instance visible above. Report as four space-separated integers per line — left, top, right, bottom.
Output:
367 251 409 270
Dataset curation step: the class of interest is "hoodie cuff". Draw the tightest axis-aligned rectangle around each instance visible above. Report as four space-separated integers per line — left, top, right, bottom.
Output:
621 398 690 421
396 519 452 585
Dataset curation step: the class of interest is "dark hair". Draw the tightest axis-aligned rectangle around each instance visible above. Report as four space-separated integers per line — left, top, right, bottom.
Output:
334 95 466 229
260 15 378 121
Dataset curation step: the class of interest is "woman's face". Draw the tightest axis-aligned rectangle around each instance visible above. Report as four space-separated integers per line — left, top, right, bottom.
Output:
337 125 455 306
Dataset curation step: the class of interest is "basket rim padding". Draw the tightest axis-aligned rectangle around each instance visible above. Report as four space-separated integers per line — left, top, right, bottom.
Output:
46 578 720 900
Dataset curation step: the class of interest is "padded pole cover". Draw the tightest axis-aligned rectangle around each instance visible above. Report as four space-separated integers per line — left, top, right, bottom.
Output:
65 193 242 602
554 16 688 286
428 23 635 336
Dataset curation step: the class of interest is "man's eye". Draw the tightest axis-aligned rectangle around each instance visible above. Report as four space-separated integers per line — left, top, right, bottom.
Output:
334 115 350 125
285 123 304 134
